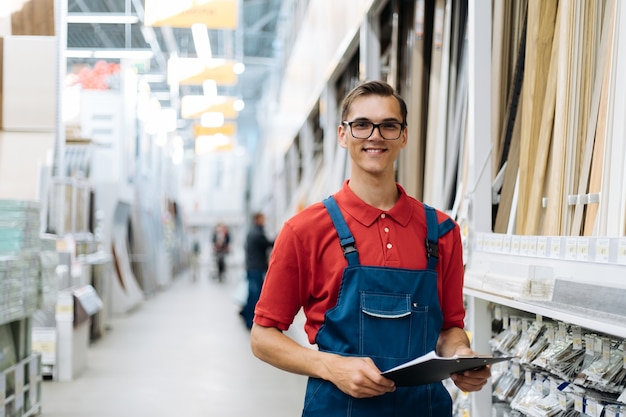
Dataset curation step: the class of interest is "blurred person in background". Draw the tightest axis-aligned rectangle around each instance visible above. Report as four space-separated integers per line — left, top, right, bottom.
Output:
190 228 201 282
212 222 230 282
240 212 273 329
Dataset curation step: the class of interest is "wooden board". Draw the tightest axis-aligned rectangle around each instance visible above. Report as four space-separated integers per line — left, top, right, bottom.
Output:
490 0 507 178
11 0 55 36
443 4 468 209
570 2 611 235
494 94 522 233
540 1 575 236
492 5 527 232
523 8 561 235
443 36 467 209
583 1 616 236
422 0 447 207
402 0 429 200
517 0 557 234
562 1 591 235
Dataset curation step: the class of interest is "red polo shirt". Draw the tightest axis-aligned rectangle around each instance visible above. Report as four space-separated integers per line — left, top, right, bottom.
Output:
254 181 466 345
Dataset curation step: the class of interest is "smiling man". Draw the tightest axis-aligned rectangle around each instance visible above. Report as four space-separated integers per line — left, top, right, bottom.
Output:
250 80 490 416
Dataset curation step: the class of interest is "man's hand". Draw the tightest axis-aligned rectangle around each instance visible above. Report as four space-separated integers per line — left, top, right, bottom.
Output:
324 355 396 398
450 365 491 392
437 328 492 392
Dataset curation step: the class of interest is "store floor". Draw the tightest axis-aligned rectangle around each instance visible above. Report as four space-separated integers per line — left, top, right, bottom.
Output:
39 262 308 417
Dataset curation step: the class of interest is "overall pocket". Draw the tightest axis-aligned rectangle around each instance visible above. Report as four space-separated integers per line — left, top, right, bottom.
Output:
360 291 428 360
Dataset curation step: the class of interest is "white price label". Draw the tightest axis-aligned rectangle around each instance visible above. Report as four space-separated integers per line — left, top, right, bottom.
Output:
595 238 610 263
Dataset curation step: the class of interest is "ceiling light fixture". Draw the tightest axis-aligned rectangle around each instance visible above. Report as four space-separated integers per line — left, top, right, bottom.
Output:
233 99 245 112
203 80 217 97
201 112 225 128
233 62 245 74
65 49 154 60
66 13 140 25
191 23 212 62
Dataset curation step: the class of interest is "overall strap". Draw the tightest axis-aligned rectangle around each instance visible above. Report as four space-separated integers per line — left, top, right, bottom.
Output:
322 196 360 266
424 204 449 270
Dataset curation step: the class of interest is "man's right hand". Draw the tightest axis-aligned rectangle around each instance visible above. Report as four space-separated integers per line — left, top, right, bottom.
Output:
251 324 395 398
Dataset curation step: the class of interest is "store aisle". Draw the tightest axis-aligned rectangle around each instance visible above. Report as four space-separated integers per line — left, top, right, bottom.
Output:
39 264 307 417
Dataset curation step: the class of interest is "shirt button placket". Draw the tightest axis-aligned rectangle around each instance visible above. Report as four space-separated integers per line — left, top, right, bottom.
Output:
381 214 393 251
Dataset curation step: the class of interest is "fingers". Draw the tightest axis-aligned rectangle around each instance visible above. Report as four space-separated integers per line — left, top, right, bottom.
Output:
450 366 491 392
330 356 396 398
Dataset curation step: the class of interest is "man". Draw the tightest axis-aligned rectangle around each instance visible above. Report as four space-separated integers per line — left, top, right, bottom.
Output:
241 212 274 329
250 80 490 415
212 222 230 282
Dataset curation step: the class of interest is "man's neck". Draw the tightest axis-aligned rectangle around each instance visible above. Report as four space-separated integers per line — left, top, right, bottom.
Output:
347 173 399 211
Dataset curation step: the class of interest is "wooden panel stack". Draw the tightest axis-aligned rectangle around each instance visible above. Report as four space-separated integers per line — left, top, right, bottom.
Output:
493 2 529 234
570 2 614 236
492 0 614 237
418 0 470 212
422 0 448 208
583 2 616 236
400 0 429 200
516 0 557 235
11 0 56 36
400 0 469 213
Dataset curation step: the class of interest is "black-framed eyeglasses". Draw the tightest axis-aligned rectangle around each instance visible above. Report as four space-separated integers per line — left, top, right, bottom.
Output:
342 120 406 140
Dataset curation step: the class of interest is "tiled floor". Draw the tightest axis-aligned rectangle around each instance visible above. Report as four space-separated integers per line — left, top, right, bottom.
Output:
39 263 307 417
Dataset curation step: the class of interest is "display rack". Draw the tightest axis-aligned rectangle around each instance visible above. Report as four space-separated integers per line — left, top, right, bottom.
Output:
463 2 626 415
0 354 42 417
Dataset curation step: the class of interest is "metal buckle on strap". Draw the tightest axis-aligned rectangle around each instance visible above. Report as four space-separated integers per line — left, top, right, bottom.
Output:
425 239 439 259
343 243 357 255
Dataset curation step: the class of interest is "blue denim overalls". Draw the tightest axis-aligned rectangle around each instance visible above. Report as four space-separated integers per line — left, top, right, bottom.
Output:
302 196 455 416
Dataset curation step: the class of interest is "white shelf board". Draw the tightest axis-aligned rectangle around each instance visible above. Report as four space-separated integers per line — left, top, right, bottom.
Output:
464 287 626 339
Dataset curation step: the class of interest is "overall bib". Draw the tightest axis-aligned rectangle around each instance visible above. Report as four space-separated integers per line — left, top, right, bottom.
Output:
302 196 455 417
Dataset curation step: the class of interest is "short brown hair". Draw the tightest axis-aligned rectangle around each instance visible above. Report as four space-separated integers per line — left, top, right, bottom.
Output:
340 80 407 125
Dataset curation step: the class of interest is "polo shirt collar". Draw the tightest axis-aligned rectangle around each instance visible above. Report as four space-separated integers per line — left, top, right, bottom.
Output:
335 180 414 227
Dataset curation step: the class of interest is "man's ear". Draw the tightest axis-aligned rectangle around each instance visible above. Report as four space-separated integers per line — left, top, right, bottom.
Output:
337 124 349 149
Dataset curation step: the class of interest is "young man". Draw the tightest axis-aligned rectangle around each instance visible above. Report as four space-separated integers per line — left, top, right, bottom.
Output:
250 80 490 415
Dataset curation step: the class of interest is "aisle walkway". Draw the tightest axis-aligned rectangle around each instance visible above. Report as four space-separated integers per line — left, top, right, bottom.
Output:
40 264 307 417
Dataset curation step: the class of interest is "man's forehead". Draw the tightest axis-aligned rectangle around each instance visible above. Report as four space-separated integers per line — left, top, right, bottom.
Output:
347 95 402 118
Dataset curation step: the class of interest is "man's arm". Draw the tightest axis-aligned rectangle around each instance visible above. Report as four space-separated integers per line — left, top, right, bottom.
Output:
436 326 491 392
250 324 395 398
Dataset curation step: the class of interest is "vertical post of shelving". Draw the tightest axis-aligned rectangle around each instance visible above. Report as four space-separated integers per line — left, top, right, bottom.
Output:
467 0 492 416
467 0 492 234
601 0 626 235
53 0 67 179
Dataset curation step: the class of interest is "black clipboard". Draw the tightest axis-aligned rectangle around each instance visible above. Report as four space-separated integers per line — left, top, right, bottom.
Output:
381 350 514 386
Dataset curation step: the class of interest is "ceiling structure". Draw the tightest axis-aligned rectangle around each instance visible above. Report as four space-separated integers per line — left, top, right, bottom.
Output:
65 0 285 149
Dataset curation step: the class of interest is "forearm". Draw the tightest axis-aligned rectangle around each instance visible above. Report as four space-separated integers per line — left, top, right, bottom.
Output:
436 326 472 357
250 324 336 380
250 323 396 398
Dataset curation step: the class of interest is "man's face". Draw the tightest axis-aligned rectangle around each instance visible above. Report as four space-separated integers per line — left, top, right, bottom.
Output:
338 94 407 178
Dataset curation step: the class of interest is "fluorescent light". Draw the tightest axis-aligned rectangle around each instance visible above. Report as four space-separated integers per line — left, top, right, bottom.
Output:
203 80 217 97
233 99 245 112
195 134 232 154
141 73 167 83
233 62 245 74
94 49 154 59
160 108 178 132
191 23 212 62
67 13 139 24
201 112 225 128
65 49 94 58
65 49 154 60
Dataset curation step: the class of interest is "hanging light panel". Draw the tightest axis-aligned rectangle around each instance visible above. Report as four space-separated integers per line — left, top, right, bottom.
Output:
145 0 238 29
